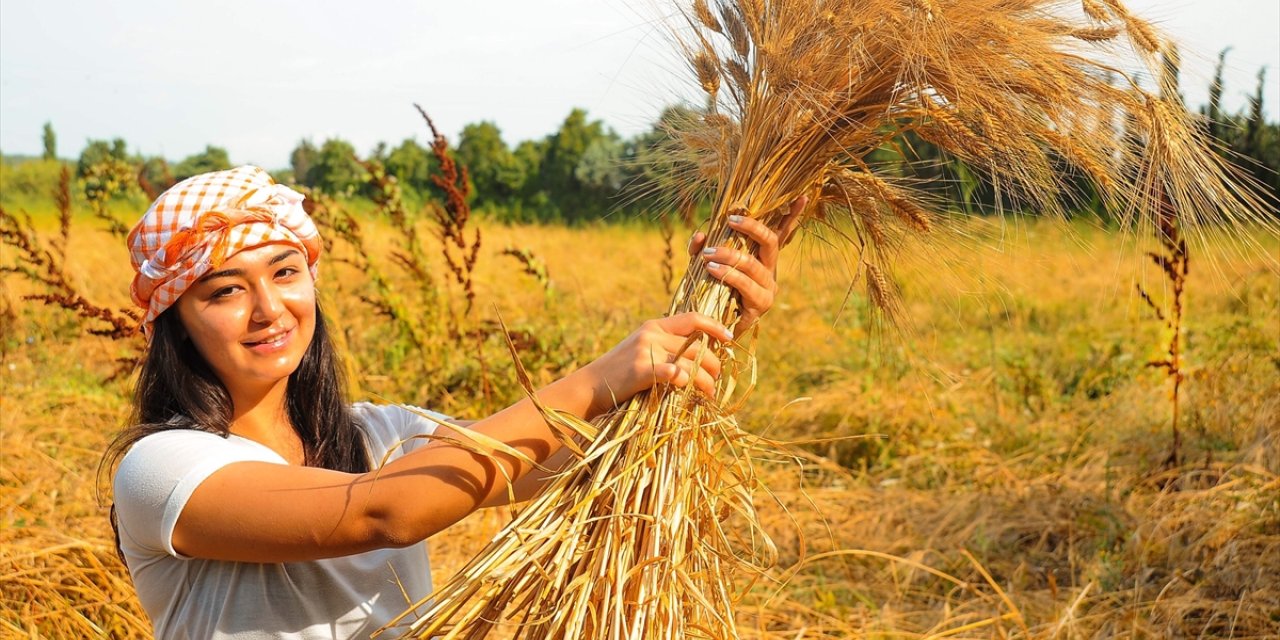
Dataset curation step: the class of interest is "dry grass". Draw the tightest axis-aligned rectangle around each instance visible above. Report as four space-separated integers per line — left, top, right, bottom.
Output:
3 213 1277 638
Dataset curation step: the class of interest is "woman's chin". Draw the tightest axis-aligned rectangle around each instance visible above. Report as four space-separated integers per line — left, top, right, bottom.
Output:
224 354 305 388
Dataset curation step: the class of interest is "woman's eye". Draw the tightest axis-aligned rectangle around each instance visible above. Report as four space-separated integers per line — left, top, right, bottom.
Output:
212 286 239 299
276 266 300 279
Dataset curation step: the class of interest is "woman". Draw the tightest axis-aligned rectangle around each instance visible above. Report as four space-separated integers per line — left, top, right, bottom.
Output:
106 166 800 639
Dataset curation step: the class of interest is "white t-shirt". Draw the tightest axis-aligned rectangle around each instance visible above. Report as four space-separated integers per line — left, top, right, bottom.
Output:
113 402 450 640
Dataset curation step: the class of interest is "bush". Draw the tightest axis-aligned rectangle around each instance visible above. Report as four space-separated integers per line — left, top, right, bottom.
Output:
0 158 67 203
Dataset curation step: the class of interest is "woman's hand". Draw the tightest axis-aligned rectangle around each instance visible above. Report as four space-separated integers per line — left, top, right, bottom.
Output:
578 312 733 415
688 196 807 332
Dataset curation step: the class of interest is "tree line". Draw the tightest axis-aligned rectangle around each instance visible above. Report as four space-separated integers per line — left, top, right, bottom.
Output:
280 106 672 223
11 52 1278 224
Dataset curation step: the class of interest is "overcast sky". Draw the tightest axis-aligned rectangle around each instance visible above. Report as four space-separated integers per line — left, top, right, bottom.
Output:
2 0 1277 169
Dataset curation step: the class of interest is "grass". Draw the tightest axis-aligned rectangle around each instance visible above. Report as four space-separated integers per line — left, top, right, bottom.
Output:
1 197 1276 637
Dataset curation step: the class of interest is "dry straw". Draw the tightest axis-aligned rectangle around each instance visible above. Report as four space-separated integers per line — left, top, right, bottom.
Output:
381 0 1275 637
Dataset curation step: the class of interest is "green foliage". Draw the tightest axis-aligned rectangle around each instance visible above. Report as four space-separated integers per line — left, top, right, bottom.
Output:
1202 47 1231 141
291 138 395 198
41 122 57 161
575 136 626 195
290 139 319 186
308 139 364 196
137 156 175 197
1196 51 1279 200
76 139 140 204
457 122 523 206
537 108 619 221
173 145 232 180
17 78 1280 225
623 104 702 214
384 138 437 195
76 139 133 179
0 158 67 203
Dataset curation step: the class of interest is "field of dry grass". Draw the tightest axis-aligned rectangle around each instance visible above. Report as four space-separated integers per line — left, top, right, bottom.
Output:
1 202 1277 637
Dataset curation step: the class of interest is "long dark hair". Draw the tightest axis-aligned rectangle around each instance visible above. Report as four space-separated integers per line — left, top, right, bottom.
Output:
101 302 370 559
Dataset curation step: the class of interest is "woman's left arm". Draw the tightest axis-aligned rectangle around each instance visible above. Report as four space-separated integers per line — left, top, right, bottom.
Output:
439 419 560 507
437 417 576 507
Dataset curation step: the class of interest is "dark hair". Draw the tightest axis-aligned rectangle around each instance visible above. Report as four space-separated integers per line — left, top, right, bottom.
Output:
101 302 370 559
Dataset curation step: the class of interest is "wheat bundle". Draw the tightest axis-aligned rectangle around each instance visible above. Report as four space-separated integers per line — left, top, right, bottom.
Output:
381 1 1274 637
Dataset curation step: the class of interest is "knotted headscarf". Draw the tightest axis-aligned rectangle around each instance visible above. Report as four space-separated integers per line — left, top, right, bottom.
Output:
128 166 322 336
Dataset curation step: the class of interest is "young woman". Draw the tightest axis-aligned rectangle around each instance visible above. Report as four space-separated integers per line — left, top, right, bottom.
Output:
106 165 801 639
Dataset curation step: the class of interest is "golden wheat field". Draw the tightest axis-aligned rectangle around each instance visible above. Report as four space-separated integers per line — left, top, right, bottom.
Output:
1 197 1278 638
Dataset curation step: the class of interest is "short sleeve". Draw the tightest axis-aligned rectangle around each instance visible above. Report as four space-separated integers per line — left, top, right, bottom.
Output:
352 402 451 463
113 430 284 558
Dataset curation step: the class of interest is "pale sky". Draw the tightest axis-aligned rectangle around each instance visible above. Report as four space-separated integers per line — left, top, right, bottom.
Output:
2 0 1277 169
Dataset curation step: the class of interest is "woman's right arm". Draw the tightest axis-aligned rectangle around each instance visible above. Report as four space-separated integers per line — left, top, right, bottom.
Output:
169 313 731 563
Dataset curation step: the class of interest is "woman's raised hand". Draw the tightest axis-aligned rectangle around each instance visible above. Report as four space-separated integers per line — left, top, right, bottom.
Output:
688 196 807 331
578 312 732 414
574 197 807 415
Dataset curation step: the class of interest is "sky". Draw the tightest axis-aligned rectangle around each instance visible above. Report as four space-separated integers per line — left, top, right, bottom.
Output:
2 0 1277 169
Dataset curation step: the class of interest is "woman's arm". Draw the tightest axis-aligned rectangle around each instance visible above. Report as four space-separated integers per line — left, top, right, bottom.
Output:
171 313 731 563
480 444 577 508
419 419 574 508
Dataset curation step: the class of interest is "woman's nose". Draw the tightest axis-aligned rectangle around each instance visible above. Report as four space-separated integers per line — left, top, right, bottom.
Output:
250 282 285 324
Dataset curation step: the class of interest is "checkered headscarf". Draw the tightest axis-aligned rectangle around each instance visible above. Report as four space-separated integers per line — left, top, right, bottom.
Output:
127 166 322 337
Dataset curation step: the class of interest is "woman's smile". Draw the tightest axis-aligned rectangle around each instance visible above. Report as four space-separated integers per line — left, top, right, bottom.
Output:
243 326 296 353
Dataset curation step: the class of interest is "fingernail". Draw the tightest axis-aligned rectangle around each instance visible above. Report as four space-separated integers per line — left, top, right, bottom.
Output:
728 215 743 224
702 247 716 256
707 261 721 271
724 328 734 340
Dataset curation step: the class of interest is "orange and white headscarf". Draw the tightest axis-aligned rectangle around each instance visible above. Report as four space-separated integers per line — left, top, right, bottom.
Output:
128 165 322 337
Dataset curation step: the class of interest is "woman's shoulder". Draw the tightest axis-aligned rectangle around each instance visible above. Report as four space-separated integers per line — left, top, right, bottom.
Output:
350 402 451 459
350 402 451 430
118 428 234 467
112 427 286 556
115 428 283 486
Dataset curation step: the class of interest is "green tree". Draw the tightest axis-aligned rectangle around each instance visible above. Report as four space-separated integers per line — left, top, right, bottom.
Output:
77 138 133 178
173 145 232 180
290 139 319 186
513 140 545 192
308 138 362 196
1243 67 1267 159
384 138 436 195
76 138 140 206
575 136 625 195
1236 67 1278 199
41 122 56 161
457 121 524 205
622 105 704 217
1203 47 1231 141
1203 63 1278 202
139 156 175 196
509 139 551 221
539 108 615 221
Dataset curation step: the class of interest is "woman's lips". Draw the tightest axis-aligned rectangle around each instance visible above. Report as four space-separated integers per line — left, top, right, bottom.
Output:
243 327 294 354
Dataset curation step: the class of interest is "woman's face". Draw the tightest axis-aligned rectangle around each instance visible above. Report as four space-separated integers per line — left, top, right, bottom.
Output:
174 244 316 394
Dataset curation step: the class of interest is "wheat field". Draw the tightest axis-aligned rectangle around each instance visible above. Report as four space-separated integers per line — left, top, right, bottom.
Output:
1 200 1278 637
